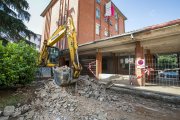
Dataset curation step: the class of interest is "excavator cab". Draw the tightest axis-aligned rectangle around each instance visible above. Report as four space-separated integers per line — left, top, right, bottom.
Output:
47 47 59 65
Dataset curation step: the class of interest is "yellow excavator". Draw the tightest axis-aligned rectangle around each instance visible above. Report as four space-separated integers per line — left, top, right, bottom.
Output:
39 17 81 86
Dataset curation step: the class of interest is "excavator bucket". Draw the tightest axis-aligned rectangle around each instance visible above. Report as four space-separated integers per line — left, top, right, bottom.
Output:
53 66 78 86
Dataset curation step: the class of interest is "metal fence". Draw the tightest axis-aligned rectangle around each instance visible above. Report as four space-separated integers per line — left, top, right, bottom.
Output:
80 58 96 77
145 58 180 86
129 55 180 87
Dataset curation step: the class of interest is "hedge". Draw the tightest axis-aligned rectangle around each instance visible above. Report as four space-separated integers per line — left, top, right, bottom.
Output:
0 41 38 87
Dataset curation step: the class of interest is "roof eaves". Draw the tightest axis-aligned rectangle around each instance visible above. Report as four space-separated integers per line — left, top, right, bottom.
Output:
112 2 127 20
144 19 180 31
40 0 58 17
79 19 180 47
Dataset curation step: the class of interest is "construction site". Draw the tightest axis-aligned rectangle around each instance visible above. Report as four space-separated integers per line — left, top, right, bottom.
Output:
0 0 180 120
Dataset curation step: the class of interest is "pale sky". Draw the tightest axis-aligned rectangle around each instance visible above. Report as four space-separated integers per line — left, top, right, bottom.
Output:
25 0 50 35
25 0 180 34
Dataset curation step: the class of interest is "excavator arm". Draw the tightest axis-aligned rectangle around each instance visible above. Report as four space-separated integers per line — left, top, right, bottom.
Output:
39 25 66 67
39 17 81 86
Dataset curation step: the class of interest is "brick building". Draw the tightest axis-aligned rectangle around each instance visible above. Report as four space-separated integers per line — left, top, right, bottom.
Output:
40 0 127 49
40 1 180 87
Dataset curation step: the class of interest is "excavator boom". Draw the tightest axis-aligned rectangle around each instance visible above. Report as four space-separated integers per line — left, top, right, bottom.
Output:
39 17 81 86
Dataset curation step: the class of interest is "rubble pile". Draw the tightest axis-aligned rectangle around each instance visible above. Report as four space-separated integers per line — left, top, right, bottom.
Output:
77 76 107 101
0 76 135 120
77 76 135 113
0 75 179 120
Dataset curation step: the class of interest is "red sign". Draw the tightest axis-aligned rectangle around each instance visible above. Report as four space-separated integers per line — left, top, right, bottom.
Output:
137 59 145 68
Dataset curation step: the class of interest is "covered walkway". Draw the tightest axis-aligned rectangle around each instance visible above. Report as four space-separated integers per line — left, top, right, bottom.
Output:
78 19 180 86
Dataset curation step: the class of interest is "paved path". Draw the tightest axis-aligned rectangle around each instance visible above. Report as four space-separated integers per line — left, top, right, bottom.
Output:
100 81 180 104
114 83 180 96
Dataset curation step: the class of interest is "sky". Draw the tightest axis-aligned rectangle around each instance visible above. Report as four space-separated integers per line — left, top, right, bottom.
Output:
25 0 180 34
25 0 50 34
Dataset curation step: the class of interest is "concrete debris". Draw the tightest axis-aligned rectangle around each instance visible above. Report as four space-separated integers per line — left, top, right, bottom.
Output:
25 110 35 119
0 116 9 120
3 106 15 116
17 103 21 107
0 75 179 120
17 117 24 120
12 109 21 117
105 81 114 89
20 104 31 114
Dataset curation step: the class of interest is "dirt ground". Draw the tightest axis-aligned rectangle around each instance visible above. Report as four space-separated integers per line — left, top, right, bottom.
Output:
0 77 180 120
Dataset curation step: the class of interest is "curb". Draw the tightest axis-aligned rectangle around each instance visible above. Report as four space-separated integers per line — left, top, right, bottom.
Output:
100 82 180 104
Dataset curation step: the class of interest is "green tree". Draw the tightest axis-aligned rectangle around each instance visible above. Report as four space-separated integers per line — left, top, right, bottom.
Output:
158 54 177 69
0 41 38 87
0 0 36 41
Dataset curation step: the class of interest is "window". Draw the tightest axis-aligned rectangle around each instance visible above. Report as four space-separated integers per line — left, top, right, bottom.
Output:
115 11 118 19
115 23 118 32
121 57 134 69
96 23 100 35
96 0 101 4
96 8 100 19
104 29 109 37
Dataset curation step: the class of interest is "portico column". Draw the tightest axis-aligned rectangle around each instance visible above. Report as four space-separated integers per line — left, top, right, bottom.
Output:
146 49 154 81
135 41 145 86
96 49 102 78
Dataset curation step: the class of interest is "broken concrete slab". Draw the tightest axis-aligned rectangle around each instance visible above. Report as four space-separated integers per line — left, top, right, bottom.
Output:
3 106 15 116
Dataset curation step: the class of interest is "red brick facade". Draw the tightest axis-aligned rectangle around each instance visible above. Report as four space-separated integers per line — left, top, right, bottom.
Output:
78 0 96 45
41 0 126 49
94 0 125 41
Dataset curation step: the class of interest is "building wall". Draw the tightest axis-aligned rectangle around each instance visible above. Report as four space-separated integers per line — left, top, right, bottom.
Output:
40 8 52 50
27 34 41 51
60 0 79 49
102 56 131 75
40 17 46 50
50 0 60 37
78 0 95 45
95 0 125 40
40 0 126 49
41 0 79 50
118 17 125 33
69 0 79 30
78 0 126 45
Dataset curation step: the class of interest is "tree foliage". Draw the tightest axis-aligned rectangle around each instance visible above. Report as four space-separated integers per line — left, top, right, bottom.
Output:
0 41 38 87
158 54 177 69
0 0 36 41
158 54 177 64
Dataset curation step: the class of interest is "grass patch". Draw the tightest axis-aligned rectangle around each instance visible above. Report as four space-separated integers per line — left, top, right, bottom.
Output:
0 94 26 110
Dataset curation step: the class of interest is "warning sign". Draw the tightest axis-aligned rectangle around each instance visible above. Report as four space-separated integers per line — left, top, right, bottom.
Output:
137 59 145 68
